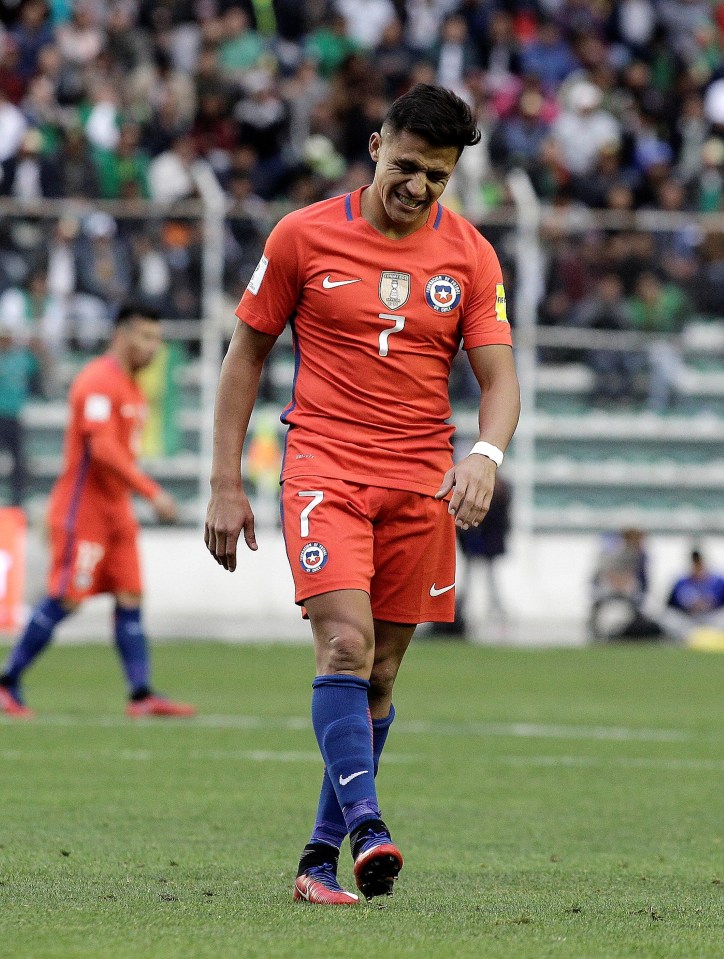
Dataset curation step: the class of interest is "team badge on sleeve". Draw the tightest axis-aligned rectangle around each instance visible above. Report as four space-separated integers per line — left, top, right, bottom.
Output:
84 394 112 422
425 275 461 313
246 254 269 295
299 542 328 573
378 271 410 310
495 283 509 322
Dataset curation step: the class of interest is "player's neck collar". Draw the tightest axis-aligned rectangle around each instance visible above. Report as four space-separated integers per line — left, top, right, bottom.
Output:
349 186 443 237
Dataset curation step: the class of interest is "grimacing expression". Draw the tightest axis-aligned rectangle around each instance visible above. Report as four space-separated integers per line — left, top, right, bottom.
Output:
369 128 459 231
126 318 162 373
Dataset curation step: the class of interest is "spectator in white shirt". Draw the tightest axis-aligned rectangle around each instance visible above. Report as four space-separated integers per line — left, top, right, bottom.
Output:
334 0 397 50
552 80 621 176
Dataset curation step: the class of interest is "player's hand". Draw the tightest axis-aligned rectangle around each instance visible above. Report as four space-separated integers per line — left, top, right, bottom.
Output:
152 489 179 523
204 483 257 572
435 455 497 530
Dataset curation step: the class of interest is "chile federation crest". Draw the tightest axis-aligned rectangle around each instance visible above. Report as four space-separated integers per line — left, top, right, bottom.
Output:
299 542 329 574
425 274 461 313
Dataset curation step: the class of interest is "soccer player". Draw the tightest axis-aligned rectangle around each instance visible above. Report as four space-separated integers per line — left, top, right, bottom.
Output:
0 303 196 720
204 84 520 903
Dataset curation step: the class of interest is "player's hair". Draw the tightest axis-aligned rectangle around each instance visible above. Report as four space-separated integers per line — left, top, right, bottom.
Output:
114 301 161 327
382 83 481 153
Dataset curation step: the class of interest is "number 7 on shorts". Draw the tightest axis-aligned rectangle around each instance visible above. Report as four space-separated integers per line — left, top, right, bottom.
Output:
297 490 324 536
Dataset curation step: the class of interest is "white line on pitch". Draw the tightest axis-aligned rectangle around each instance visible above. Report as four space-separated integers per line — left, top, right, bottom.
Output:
0 748 420 764
498 755 724 772
0 714 692 742
396 720 691 742
2 748 721 773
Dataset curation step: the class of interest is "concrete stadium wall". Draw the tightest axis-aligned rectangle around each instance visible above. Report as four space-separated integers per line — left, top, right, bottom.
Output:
8 525 724 648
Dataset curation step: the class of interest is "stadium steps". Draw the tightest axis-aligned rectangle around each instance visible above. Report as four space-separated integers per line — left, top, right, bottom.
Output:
463 319 724 532
533 505 724 534
536 363 724 398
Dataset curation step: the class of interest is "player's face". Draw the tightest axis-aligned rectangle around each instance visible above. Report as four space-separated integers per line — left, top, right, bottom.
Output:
368 128 459 236
125 318 162 372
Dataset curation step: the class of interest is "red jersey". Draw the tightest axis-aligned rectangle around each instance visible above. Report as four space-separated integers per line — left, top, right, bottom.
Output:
48 354 160 526
236 187 513 495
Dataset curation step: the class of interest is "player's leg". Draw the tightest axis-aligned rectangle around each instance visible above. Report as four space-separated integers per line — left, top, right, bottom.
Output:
305 588 403 901
347 489 456 894
299 623 406 886
298 624 401 892
283 478 400 901
309 593 377 850
0 519 86 717
367 487 456 726
294 589 373 905
308 618 412 811
307 587 377 833
368 619 415 719
338 618 412 897
105 524 195 718
113 592 150 697
115 592 194 718
0 597 77 717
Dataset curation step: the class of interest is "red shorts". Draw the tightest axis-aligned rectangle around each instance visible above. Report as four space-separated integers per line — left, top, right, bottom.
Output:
281 476 456 624
48 506 143 602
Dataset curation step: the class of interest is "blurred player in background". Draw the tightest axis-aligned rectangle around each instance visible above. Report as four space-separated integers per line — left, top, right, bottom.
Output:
0 303 195 719
454 470 513 638
205 84 520 903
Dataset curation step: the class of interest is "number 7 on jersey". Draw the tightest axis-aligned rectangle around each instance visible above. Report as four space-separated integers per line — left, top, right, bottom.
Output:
378 313 406 357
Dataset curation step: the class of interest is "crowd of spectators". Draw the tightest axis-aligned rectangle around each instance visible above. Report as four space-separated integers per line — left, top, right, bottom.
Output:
0 0 721 391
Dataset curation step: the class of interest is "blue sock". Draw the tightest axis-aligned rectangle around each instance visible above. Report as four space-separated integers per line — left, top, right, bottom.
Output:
310 703 396 848
311 674 381 834
1 597 68 687
114 606 150 696
371 704 395 775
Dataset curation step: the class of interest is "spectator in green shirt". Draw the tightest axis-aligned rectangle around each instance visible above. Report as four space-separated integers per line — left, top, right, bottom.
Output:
217 7 266 79
629 270 690 334
304 13 358 79
629 270 691 411
92 122 150 200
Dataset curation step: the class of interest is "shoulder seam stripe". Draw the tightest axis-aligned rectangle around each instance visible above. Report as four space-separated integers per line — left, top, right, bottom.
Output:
433 203 443 230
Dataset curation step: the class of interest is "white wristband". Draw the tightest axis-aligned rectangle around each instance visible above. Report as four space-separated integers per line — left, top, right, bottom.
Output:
470 441 504 467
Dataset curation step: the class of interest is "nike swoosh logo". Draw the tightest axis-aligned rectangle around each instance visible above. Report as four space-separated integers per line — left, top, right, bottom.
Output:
322 275 362 289
430 583 455 597
339 769 368 786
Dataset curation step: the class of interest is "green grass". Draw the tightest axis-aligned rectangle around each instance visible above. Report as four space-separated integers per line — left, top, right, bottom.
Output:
1 641 722 959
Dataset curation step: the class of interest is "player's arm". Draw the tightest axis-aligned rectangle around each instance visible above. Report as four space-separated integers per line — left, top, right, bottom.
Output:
204 321 278 571
88 432 177 521
436 344 520 529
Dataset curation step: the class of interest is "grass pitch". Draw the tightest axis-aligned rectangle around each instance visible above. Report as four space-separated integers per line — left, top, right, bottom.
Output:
1 640 722 959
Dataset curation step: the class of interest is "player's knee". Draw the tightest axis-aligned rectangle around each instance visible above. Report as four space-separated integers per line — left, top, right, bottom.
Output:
323 624 373 673
369 660 399 702
115 592 143 610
